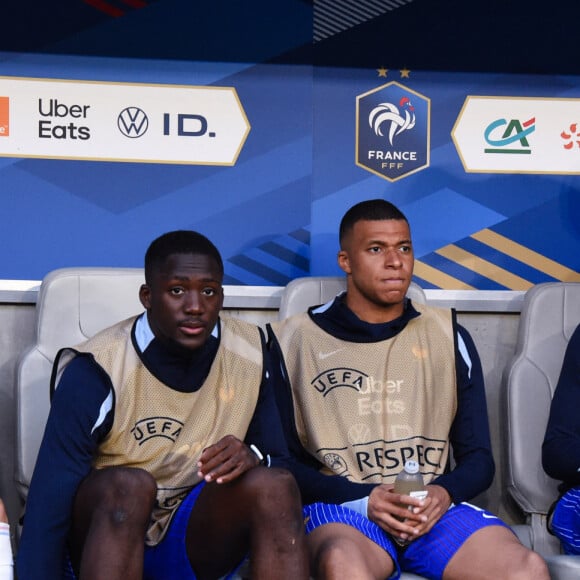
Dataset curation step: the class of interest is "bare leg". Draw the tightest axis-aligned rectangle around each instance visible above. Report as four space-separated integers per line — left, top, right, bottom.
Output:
307 523 394 580
443 526 549 580
186 467 308 580
69 467 156 580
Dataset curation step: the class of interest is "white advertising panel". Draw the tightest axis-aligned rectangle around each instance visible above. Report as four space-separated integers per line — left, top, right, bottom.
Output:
452 96 580 174
0 76 250 165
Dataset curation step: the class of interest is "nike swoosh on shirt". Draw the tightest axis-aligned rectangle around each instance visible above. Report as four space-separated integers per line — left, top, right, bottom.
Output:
319 348 345 360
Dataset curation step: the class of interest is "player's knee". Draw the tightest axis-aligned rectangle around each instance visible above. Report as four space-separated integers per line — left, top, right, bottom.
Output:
104 467 156 498
98 467 156 526
499 544 549 580
314 535 363 577
259 468 300 505
516 549 549 579
246 468 302 517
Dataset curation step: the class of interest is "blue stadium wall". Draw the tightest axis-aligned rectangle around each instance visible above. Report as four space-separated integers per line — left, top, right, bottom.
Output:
1 0 579 289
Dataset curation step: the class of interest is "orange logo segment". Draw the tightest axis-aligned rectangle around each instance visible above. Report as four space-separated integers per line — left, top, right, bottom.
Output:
0 97 9 137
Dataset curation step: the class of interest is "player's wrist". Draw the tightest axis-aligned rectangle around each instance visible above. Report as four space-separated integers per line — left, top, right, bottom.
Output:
249 444 271 467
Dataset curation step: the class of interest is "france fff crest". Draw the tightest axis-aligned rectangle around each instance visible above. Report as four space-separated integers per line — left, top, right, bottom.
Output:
356 81 430 182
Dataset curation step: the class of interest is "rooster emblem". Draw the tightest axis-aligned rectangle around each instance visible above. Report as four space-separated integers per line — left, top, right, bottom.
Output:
369 97 416 145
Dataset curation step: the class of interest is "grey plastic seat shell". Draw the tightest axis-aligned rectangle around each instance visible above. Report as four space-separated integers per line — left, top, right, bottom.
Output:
15 267 145 501
278 275 426 320
504 282 580 574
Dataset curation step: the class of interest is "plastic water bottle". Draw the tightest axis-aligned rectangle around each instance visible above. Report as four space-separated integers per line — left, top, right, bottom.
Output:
393 460 427 546
394 460 426 499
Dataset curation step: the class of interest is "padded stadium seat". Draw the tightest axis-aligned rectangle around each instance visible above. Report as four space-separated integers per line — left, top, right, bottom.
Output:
15 267 145 503
503 282 580 575
278 276 426 319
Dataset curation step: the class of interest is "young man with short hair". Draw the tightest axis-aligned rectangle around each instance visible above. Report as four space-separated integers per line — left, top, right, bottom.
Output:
268 199 548 579
17 230 308 580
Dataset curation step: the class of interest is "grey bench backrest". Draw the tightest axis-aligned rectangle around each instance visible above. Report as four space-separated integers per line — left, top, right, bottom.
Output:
278 276 426 319
504 282 580 576
15 267 145 501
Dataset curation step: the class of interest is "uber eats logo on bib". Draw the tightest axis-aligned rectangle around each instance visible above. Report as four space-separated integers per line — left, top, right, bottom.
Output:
311 368 406 415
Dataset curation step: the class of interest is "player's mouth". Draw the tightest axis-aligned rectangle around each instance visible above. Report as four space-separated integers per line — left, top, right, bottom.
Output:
380 277 405 286
178 321 206 336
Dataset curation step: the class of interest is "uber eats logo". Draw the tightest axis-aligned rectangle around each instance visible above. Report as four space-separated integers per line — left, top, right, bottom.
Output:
38 98 91 140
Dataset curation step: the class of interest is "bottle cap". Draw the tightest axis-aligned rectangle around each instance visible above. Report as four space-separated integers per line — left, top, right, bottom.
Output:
405 460 419 474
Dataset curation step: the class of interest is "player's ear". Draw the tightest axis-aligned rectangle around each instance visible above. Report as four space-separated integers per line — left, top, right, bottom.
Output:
139 284 151 309
338 250 351 274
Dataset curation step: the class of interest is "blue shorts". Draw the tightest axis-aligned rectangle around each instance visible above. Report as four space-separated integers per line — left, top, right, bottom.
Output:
143 483 205 580
303 501 512 580
550 487 580 555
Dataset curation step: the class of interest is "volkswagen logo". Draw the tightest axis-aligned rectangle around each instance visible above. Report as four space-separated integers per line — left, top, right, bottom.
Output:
117 107 149 138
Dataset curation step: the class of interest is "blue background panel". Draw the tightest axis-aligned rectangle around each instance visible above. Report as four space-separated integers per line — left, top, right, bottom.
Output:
0 0 579 287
